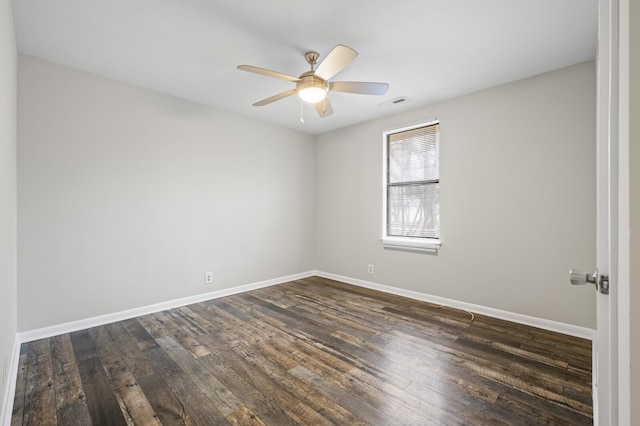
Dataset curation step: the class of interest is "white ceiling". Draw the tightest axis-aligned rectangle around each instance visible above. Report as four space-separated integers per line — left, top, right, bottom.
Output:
12 0 598 135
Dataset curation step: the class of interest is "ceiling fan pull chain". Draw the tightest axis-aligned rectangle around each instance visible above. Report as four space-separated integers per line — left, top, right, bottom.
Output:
300 99 304 123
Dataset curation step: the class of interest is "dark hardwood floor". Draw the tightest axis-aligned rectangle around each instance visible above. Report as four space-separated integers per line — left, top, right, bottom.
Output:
11 276 593 425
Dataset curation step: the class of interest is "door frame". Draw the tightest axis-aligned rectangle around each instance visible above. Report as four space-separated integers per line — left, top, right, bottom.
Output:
615 0 631 423
596 0 631 424
595 0 617 423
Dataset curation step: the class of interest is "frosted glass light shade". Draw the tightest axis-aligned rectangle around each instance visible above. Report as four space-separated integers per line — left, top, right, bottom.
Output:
298 87 327 103
297 76 328 103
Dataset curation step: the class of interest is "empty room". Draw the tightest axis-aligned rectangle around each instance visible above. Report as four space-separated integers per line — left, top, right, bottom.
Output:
1 0 637 425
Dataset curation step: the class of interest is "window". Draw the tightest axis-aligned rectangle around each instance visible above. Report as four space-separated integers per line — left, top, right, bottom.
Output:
382 121 440 251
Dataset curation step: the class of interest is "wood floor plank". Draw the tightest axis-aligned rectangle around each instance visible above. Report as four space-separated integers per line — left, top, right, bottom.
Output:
183 305 344 425
198 296 462 424
56 401 93 426
197 349 305 426
22 339 57 426
69 330 127 426
10 345 29 426
247 289 393 348
142 344 230 425
288 364 416 426
50 334 92 425
289 280 462 344
226 406 266 426
11 276 593 425
88 326 161 426
152 310 211 358
182 304 367 425
439 350 592 415
495 392 592 425
105 322 191 425
50 334 86 411
154 334 243 416
120 319 160 352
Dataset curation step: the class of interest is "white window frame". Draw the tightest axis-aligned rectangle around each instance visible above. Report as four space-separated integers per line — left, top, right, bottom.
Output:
381 119 441 252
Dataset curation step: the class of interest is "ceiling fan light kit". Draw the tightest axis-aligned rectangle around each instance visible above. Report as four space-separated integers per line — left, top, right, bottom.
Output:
296 75 328 103
237 44 389 118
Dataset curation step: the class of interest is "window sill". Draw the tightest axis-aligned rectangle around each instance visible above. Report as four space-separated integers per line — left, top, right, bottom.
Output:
381 237 441 253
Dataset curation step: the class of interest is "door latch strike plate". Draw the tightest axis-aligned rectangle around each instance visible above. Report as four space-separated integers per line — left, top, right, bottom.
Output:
599 274 609 295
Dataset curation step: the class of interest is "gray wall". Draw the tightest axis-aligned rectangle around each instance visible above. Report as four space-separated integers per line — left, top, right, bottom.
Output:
17 55 315 331
0 0 17 411
17 55 598 332
630 0 639 421
315 62 597 328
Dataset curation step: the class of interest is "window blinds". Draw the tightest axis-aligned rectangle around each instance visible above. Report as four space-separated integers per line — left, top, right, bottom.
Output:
387 123 440 239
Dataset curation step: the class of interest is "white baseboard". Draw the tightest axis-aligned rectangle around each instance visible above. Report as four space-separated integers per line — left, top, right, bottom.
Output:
18 271 315 343
17 270 595 344
592 339 598 425
313 270 596 341
1 334 21 426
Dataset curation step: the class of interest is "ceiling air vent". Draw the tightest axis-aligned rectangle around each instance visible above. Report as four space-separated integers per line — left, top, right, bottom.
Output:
378 97 409 110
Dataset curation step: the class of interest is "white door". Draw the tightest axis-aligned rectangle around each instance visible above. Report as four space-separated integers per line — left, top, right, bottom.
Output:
594 0 618 423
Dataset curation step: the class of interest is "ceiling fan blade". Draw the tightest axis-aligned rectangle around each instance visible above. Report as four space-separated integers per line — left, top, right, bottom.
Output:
315 98 334 117
314 45 358 81
237 65 300 82
329 81 389 95
253 89 298 106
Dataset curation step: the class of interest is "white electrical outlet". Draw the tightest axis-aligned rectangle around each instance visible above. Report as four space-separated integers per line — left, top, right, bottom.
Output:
205 272 213 285
367 264 374 274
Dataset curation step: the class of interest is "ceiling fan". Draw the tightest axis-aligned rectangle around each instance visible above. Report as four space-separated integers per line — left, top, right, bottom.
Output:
237 44 389 118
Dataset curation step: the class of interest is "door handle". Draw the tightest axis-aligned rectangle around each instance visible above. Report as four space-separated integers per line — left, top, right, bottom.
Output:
570 269 609 294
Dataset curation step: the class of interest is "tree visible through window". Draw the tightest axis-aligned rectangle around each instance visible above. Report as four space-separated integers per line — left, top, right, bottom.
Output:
385 122 440 241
